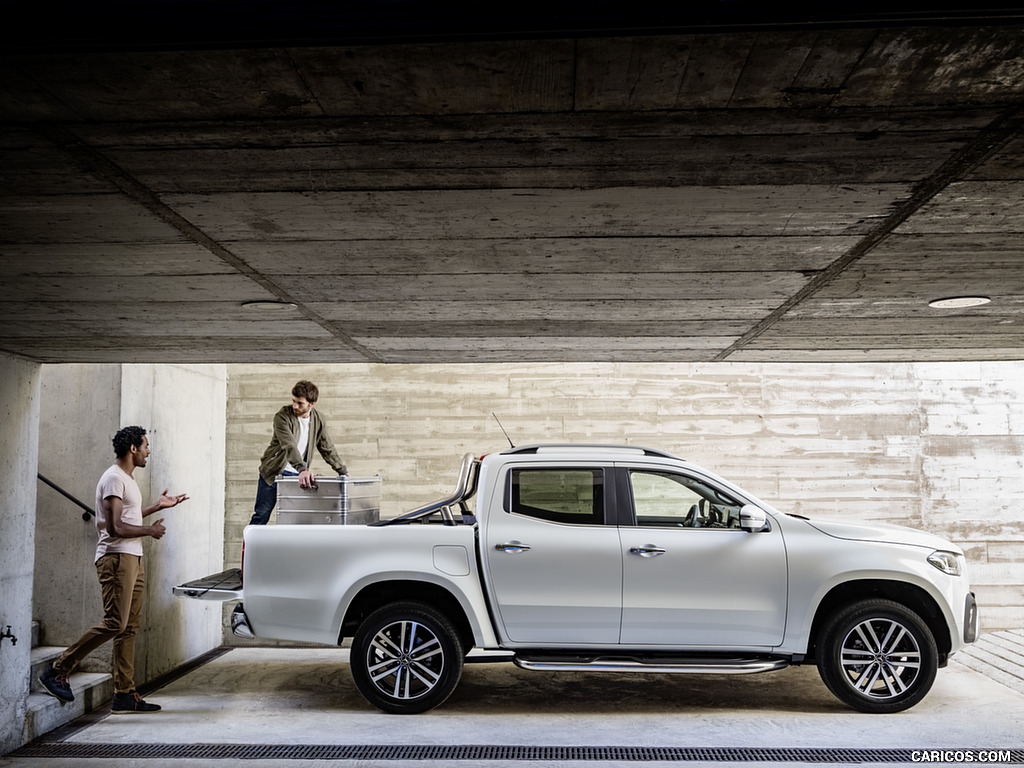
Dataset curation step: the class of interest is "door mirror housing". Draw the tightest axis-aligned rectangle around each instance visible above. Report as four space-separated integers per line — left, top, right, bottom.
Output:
739 504 769 532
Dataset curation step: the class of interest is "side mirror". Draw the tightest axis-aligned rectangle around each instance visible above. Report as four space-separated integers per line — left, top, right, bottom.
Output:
739 504 769 532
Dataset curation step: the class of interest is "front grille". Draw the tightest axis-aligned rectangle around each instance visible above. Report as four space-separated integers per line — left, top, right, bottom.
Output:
11 743 1023 762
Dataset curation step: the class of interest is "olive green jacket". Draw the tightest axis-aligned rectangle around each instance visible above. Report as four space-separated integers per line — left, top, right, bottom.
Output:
258 405 347 485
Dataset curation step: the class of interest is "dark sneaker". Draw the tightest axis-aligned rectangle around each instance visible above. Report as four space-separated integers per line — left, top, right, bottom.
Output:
111 691 161 714
39 663 74 703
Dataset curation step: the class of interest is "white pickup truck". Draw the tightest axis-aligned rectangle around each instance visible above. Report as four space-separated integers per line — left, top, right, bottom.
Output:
175 444 979 715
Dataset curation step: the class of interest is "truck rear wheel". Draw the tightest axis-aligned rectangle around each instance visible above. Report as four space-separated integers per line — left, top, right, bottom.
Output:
350 601 464 714
817 598 938 714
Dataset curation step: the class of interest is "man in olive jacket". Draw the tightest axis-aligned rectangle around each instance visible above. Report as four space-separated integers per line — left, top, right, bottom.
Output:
249 380 348 525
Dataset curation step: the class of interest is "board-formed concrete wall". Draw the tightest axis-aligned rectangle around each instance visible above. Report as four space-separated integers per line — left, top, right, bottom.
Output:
225 361 1024 632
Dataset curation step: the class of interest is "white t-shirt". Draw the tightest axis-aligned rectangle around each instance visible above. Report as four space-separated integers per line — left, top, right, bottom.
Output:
94 464 144 561
283 415 311 474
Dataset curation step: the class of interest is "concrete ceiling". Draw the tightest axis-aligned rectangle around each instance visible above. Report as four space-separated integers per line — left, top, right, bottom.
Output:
2 4 1024 364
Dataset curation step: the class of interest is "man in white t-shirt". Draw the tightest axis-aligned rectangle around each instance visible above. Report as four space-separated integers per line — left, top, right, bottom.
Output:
39 426 189 713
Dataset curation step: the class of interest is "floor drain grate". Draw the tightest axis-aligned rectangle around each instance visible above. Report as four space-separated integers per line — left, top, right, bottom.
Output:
10 743 1024 762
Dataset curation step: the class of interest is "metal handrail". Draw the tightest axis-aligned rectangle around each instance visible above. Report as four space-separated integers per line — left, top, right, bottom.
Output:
374 453 479 526
37 473 94 520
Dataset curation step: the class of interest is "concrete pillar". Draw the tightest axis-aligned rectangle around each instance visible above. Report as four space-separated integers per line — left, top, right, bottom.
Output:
120 363 228 680
0 352 41 755
34 365 121 660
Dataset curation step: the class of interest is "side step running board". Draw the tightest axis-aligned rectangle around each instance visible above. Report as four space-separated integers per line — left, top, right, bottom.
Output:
513 655 789 675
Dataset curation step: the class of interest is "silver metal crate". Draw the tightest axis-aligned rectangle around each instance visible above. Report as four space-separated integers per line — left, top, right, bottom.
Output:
275 475 382 525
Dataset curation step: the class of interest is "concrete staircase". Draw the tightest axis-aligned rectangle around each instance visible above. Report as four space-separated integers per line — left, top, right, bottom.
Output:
25 621 112 742
952 629 1024 696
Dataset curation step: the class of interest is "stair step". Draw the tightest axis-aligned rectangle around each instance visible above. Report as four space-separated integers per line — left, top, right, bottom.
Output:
25 672 113 743
31 645 108 688
30 646 66 692
985 631 1024 657
956 653 1024 696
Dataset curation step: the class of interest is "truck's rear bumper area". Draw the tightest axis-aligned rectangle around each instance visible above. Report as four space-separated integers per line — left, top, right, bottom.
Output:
231 604 255 639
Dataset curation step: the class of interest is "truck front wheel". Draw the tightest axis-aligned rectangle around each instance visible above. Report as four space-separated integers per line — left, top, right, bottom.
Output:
817 598 938 714
350 601 464 714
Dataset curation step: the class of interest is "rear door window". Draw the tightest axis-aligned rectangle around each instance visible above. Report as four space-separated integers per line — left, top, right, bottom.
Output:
507 468 604 525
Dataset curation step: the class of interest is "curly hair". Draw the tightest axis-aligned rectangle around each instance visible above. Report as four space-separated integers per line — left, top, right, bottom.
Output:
112 426 147 458
291 380 319 403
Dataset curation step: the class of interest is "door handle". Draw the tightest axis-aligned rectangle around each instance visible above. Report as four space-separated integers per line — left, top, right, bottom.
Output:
629 545 666 558
496 541 531 554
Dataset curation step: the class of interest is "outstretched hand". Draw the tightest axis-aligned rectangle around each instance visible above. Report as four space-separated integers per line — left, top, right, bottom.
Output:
158 488 190 509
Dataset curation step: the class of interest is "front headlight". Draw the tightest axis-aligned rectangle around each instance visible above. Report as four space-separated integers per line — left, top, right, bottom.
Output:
927 550 963 576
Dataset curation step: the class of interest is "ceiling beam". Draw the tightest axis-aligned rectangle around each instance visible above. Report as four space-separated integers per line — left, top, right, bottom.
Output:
713 102 1024 361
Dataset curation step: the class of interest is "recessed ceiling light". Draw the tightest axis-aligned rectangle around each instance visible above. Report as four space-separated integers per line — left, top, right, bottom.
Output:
241 300 298 312
927 296 991 309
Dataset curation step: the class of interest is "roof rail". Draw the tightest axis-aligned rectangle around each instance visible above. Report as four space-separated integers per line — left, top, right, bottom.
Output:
503 444 681 460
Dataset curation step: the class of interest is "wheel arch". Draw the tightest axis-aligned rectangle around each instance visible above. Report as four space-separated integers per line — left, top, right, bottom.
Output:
340 579 475 651
807 579 952 665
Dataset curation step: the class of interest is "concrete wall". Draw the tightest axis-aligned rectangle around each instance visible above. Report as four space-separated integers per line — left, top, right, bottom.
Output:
34 365 121 667
226 362 1024 632
34 364 227 685
0 353 41 755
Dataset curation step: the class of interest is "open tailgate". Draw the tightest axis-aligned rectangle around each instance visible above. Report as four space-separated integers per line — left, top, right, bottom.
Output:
173 568 243 601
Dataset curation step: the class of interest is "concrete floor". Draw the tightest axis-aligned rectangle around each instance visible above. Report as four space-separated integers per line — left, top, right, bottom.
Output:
4 647 1024 768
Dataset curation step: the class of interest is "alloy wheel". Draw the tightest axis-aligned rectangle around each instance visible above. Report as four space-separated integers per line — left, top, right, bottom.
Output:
365 619 445 701
839 617 922 699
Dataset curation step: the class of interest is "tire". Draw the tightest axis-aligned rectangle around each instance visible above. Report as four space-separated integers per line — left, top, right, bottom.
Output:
816 598 938 714
350 601 464 714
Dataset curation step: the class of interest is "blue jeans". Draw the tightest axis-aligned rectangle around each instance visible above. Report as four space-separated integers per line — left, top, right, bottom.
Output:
249 471 298 525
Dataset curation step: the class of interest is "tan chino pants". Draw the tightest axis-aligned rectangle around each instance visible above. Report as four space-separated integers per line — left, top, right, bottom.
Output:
54 553 145 694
